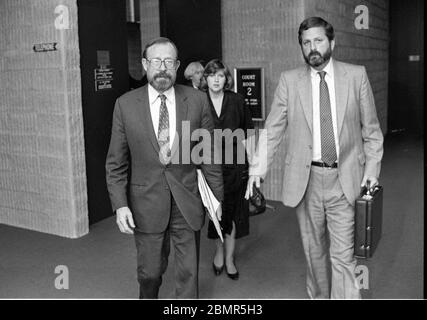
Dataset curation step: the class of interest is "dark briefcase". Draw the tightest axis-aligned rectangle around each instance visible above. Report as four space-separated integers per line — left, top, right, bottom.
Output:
354 185 383 259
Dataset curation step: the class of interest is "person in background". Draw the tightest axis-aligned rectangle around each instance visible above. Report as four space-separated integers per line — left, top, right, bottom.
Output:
246 17 383 299
184 61 204 89
201 59 254 280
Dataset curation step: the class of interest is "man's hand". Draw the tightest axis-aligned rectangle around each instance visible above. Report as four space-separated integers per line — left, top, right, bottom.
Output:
361 175 379 190
245 175 262 200
116 207 136 234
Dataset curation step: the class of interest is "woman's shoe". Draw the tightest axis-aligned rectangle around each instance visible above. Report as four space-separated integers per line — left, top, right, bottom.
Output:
212 263 224 276
226 269 239 280
225 262 239 280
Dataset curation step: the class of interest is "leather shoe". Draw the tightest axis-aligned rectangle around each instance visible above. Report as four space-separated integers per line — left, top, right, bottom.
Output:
212 263 224 276
226 263 239 280
226 270 239 280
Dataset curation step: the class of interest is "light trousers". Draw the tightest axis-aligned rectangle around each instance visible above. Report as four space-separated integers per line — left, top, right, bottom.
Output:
296 166 361 299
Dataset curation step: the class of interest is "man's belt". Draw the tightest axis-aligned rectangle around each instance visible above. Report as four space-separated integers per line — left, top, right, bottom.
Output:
311 161 338 168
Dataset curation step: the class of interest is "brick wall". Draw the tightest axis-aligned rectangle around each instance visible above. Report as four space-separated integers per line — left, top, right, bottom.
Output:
0 0 88 238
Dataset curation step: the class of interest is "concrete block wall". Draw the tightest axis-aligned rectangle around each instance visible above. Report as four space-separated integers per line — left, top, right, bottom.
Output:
0 0 89 238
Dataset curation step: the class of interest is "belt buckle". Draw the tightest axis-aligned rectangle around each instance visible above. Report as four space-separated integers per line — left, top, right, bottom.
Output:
327 162 337 169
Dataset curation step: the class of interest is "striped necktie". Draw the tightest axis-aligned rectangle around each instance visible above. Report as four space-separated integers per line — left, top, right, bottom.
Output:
318 71 337 166
158 94 171 162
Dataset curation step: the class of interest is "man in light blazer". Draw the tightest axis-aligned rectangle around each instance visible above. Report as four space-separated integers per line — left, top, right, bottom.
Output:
246 17 383 299
106 37 223 299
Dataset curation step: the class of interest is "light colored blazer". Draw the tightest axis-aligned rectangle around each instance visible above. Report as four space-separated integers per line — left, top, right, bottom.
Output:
250 60 383 207
106 84 224 233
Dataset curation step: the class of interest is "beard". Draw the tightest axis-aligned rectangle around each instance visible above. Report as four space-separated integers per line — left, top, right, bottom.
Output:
148 71 175 92
303 46 332 68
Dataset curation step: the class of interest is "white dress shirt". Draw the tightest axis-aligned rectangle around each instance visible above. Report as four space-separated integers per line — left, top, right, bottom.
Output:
148 84 176 146
311 58 340 162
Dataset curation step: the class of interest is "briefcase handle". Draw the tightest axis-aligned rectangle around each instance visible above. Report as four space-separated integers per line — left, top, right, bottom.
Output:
360 182 382 198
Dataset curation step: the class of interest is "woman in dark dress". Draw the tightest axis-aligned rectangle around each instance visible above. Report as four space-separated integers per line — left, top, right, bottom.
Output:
201 59 254 280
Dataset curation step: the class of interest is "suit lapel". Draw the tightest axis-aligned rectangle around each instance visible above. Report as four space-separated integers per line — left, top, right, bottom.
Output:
333 60 349 137
171 86 188 160
297 67 313 133
136 86 160 154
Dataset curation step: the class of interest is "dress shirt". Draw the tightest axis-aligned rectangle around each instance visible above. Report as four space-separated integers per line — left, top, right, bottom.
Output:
311 58 340 162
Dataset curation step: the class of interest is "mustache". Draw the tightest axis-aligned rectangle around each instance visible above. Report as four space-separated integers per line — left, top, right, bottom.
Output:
154 71 172 80
308 51 322 58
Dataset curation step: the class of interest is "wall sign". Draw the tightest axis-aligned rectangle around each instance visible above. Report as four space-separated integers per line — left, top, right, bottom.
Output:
33 42 58 52
95 50 113 91
94 67 114 91
234 67 265 121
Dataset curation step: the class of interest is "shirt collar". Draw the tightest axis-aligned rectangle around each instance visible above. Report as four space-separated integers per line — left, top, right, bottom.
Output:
148 83 175 105
310 58 334 79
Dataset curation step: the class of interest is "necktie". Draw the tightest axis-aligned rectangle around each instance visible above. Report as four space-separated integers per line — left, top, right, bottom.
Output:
318 71 337 166
158 94 170 161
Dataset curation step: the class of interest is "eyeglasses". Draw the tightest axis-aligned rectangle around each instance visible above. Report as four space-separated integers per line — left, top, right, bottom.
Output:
146 58 177 69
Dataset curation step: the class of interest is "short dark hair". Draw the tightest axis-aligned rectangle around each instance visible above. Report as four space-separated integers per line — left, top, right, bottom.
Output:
142 37 179 59
298 17 335 45
200 59 234 91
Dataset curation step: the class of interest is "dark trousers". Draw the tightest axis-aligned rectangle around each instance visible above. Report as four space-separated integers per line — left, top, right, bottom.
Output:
134 196 200 299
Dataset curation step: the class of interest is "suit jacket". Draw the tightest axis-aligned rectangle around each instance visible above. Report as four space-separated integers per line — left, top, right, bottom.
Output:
250 60 384 207
106 84 224 233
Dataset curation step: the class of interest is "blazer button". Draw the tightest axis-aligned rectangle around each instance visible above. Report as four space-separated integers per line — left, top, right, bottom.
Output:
308 145 312 150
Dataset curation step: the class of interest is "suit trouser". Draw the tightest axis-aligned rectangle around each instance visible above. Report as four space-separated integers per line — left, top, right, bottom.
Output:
296 166 361 299
134 196 200 299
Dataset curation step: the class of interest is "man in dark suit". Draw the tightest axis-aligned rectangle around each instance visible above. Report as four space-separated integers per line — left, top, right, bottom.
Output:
106 37 223 299
246 17 383 298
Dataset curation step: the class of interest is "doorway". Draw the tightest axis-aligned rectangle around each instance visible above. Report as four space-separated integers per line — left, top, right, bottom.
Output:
159 0 222 84
388 0 424 135
77 0 129 224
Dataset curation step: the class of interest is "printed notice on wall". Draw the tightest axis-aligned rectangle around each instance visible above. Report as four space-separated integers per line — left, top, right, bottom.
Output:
94 67 114 91
95 50 113 91
234 67 265 121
